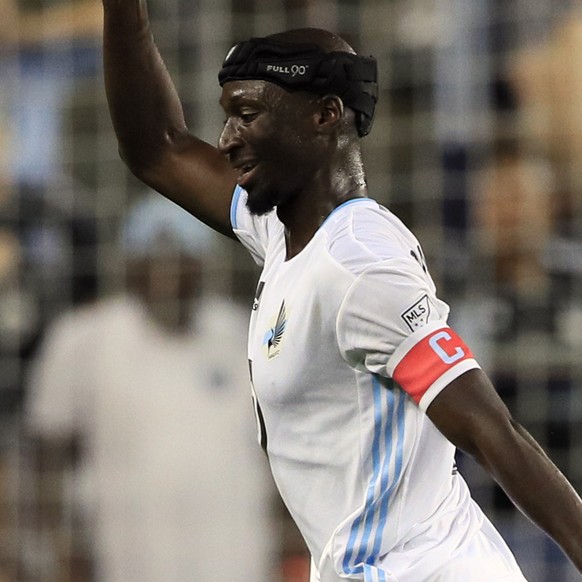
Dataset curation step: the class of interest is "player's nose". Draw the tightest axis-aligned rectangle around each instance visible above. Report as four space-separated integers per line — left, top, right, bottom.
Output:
218 118 243 155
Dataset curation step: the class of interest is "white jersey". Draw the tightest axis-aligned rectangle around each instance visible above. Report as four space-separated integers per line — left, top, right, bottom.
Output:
26 295 276 582
231 187 525 582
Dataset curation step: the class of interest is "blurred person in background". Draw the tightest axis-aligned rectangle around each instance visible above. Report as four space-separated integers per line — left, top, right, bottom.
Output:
445 14 582 577
0 0 100 424
0 108 97 418
447 142 580 580
451 143 556 366
0 110 97 580
24 193 277 582
509 10 582 347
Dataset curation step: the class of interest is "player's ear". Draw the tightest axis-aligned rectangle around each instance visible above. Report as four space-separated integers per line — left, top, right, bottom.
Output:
314 95 344 134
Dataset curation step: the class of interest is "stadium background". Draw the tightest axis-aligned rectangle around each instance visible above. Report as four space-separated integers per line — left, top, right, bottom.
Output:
0 0 581 580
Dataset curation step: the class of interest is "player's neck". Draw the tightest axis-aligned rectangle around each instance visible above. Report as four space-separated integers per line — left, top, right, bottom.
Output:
278 180 368 261
277 148 368 259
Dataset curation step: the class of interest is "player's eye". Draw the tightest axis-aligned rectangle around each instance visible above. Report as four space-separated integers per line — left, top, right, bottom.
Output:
240 111 259 124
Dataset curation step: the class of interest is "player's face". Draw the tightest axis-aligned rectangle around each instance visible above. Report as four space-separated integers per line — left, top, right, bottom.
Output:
218 80 321 215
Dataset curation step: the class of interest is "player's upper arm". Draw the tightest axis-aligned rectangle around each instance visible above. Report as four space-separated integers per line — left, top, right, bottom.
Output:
425 368 515 461
127 127 239 239
337 255 483 410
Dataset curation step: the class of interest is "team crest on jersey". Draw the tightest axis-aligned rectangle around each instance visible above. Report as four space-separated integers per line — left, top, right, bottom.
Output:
401 294 431 332
262 300 287 360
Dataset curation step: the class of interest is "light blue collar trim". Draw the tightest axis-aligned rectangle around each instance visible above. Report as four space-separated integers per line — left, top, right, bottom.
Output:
323 197 371 227
230 185 244 229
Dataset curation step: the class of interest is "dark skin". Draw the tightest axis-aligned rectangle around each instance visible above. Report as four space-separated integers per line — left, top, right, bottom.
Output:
102 0 582 573
218 80 367 257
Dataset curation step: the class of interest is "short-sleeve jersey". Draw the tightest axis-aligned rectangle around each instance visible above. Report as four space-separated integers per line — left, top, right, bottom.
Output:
231 187 516 581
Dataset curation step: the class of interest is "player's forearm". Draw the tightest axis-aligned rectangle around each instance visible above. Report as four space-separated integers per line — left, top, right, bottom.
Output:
102 0 187 175
429 370 582 570
475 420 582 572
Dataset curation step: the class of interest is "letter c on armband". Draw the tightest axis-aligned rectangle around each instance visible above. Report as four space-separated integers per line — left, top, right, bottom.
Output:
429 331 465 364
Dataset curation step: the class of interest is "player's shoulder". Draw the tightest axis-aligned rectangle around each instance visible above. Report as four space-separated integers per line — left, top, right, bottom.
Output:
322 197 421 276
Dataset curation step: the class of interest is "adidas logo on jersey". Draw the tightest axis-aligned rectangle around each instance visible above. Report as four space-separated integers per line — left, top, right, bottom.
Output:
253 281 265 311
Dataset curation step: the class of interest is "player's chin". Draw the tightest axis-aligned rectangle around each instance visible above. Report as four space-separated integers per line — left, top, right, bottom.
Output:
245 187 278 216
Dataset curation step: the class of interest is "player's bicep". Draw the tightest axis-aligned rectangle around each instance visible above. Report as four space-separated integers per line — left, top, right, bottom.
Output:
135 130 239 238
425 368 515 462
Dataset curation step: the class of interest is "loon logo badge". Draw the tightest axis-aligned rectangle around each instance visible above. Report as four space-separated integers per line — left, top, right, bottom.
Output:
262 300 287 360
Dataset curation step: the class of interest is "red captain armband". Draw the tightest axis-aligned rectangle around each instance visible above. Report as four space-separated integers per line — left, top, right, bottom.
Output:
391 327 478 407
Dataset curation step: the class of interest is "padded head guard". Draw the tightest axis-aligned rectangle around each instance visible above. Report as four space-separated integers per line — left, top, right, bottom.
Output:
218 36 378 137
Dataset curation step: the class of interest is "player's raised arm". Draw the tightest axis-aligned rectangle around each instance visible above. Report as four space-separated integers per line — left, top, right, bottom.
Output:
427 369 582 573
102 0 238 237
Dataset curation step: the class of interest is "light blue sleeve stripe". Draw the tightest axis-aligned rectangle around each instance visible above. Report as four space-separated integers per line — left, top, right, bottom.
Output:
230 185 244 230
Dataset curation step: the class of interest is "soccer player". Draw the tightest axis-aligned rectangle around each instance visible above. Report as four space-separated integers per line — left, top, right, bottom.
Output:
101 2 582 580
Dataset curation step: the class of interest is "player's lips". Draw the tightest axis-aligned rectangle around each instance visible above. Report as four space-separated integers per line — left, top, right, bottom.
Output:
234 160 258 188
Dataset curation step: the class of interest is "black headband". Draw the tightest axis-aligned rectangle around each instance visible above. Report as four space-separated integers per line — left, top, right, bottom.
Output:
218 37 378 137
